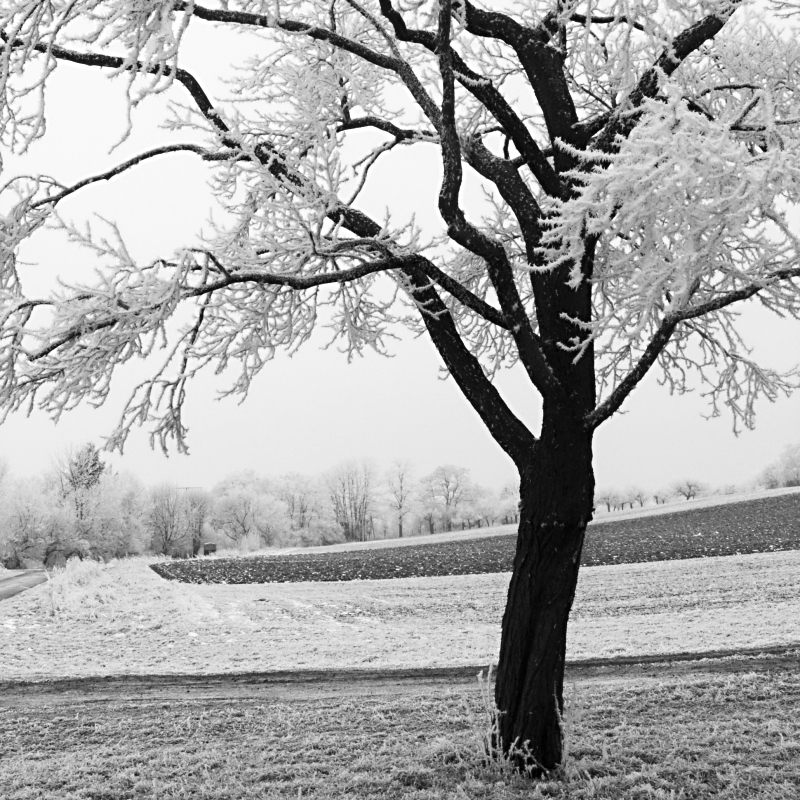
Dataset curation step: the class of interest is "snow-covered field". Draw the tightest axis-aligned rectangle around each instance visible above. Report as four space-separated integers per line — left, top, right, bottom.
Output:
1 548 798 680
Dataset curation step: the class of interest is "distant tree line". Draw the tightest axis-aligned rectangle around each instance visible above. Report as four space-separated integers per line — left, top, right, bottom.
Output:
6 439 791 568
0 446 520 566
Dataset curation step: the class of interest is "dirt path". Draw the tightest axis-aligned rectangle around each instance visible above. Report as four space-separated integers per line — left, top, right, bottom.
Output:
0 570 47 601
3 643 797 708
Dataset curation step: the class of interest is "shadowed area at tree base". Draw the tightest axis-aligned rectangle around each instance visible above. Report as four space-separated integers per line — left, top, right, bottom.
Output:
151 493 800 584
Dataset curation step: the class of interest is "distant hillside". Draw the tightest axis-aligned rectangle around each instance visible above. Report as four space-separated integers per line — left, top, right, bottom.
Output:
153 491 800 584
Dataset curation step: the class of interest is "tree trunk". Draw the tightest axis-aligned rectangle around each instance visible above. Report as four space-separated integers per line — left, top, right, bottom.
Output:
494 415 594 774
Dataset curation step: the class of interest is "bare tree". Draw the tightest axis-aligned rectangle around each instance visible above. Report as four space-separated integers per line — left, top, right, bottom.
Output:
5 0 800 772
385 461 415 539
183 489 212 556
595 488 620 514
630 488 647 508
673 480 704 501
652 490 671 506
326 461 375 542
420 465 471 533
148 484 189 556
278 473 317 530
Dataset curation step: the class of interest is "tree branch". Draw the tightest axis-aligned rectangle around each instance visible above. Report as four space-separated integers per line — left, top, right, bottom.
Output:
377 1 563 197
569 14 647 33
26 144 231 211
585 315 679 430
1 32 232 139
592 5 742 151
587 264 800 429
401 260 537 469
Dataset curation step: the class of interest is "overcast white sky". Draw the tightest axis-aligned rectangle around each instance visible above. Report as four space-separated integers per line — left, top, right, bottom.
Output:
0 17 797 493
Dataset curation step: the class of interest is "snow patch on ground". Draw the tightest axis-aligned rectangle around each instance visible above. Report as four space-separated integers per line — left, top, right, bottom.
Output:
1 549 798 680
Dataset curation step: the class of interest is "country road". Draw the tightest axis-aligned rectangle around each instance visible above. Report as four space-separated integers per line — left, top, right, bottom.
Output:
0 570 48 601
2 644 797 708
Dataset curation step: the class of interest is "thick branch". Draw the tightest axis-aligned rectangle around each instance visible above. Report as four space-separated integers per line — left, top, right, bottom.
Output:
674 267 800 321
402 261 537 468
436 4 561 401
592 6 741 151
585 316 679 429
337 116 434 140
377 1 562 197
569 14 647 33
460 3 580 160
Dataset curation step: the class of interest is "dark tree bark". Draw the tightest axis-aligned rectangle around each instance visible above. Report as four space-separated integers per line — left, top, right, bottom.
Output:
495 411 594 771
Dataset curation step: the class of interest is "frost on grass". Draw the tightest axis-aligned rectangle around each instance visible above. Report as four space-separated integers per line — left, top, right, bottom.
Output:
2 549 799 680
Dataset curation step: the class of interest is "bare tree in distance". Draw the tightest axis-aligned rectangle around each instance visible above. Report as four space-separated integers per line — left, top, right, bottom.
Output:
183 489 212 556
4 0 800 772
278 473 316 530
385 461 415 539
327 461 375 542
595 488 620 514
420 465 471 533
653 490 671 506
673 480 705 501
148 484 188 556
628 487 647 509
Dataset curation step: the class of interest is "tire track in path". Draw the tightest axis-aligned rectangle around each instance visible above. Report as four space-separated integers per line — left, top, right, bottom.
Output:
2 643 798 707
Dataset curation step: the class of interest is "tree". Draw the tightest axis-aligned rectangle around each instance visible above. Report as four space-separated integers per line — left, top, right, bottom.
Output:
148 484 189 556
54 444 106 497
212 472 284 546
595 488 620 514
630 488 647 509
673 479 704 501
326 460 376 542
420 465 471 532
183 488 212 556
652 489 671 506
760 442 800 488
385 461 415 538
3 0 800 773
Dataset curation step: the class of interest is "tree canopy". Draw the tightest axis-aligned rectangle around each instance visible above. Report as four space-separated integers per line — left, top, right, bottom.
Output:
0 0 798 458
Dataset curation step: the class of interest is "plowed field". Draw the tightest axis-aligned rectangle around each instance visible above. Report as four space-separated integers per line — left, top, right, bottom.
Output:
152 492 800 584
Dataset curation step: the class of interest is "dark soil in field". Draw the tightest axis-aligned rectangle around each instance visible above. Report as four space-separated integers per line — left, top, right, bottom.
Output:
151 492 800 585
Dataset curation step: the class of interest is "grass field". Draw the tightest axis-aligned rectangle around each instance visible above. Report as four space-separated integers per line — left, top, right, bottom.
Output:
3 548 799 678
2 668 799 798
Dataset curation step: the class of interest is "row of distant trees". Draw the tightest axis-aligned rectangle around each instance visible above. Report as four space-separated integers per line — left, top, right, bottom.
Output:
594 479 716 512
0 446 520 566
5 440 797 567
596 447 800 514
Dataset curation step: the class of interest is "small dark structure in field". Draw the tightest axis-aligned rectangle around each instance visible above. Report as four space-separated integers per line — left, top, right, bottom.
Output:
203 543 217 556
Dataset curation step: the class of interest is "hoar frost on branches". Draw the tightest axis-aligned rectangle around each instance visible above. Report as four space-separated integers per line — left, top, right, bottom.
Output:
545 76 800 426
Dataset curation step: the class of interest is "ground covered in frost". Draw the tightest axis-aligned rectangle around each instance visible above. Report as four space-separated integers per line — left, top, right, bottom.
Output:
2 549 799 679
152 492 800 584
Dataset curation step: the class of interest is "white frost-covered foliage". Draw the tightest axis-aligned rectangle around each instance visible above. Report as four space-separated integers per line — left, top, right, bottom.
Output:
0 1 799 451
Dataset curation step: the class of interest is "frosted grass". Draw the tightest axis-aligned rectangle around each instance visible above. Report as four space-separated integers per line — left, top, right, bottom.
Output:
1 549 798 679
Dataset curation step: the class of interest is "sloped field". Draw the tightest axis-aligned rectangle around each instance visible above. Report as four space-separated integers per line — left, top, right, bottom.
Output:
152 491 800 584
